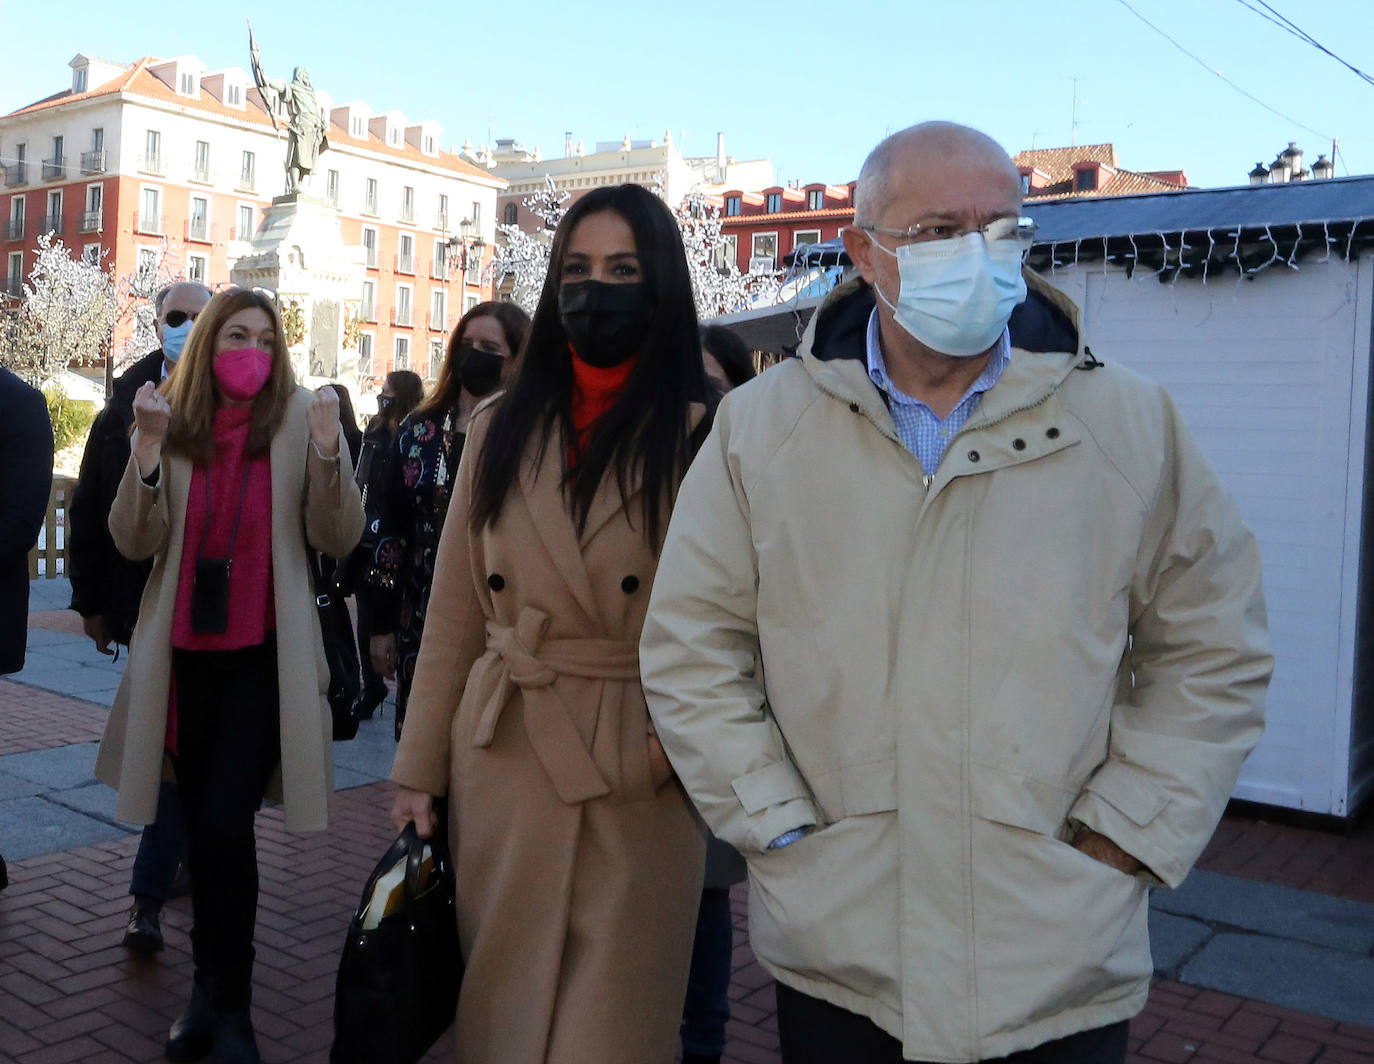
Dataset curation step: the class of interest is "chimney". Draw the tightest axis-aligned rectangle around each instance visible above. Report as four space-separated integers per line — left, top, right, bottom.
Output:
716 132 726 180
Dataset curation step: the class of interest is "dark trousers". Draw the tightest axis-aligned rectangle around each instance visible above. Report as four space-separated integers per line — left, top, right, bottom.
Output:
171 637 281 1009
129 780 186 901
354 584 385 699
681 887 734 1057
776 983 1129 1064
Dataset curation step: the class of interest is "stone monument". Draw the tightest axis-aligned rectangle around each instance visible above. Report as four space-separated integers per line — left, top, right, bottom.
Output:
233 24 363 393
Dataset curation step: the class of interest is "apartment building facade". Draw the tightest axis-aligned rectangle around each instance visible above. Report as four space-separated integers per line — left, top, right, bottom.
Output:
0 52 505 387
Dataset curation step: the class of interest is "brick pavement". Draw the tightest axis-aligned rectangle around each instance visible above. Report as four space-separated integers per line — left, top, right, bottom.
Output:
3 674 1374 1062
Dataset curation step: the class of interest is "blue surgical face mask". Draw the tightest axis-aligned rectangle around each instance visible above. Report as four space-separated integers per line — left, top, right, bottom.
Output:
869 232 1027 357
161 319 193 363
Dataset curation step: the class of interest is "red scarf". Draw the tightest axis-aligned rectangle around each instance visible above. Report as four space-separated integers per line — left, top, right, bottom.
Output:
569 343 636 464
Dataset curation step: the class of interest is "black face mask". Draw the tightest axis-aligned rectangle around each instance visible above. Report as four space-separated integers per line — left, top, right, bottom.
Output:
457 344 505 397
558 281 652 368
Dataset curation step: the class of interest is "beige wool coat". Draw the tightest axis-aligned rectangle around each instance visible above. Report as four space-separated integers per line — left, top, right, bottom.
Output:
94 388 364 832
391 406 706 1064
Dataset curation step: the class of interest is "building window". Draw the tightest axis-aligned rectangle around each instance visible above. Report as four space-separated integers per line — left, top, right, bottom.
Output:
362 226 378 268
433 239 449 277
92 128 104 153
237 204 254 241
239 151 256 192
86 184 102 212
189 197 209 241
794 229 821 249
82 243 101 265
360 281 376 321
437 194 449 231
428 339 444 379
430 289 445 331
7 251 23 294
1020 173 1031 196
351 116 364 138
74 69 87 93
394 335 410 369
397 233 414 274
464 293 479 314
1075 168 1097 192
143 130 162 174
140 187 160 233
136 247 158 292
45 190 61 233
187 254 207 283
364 178 378 216
765 192 782 213
470 202 481 233
358 332 373 376
326 169 340 207
194 140 210 182
424 135 435 154
751 231 777 268
179 71 196 96
395 284 412 326
227 83 242 107
389 127 400 146
464 244 480 285
503 202 517 225
725 195 741 217
400 186 415 223
806 189 823 211
714 233 737 271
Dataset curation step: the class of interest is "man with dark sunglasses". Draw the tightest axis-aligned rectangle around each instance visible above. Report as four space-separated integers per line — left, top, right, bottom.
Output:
69 280 211 954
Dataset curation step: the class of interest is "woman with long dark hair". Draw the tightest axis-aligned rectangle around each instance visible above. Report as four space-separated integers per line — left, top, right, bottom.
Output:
347 370 423 720
365 302 529 737
98 288 363 1063
389 184 710 1062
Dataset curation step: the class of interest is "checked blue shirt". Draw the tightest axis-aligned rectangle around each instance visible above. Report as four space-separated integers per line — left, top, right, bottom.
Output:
865 309 1010 476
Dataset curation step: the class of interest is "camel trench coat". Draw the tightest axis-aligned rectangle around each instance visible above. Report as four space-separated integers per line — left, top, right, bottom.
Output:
94 388 364 832
391 406 706 1064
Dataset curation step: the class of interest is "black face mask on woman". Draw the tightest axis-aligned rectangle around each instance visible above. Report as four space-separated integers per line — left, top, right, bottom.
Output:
558 281 652 368
457 345 505 397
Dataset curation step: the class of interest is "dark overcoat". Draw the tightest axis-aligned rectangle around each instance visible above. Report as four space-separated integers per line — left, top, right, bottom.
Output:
0 367 53 675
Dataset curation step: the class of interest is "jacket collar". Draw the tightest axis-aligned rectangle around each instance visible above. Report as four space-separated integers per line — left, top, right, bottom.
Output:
798 269 1087 431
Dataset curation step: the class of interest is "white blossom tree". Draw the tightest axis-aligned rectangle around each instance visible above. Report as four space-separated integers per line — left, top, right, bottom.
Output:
113 239 186 372
489 176 570 313
0 233 119 388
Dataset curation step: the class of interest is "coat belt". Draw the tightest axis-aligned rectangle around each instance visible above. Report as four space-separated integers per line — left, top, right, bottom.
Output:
472 606 640 804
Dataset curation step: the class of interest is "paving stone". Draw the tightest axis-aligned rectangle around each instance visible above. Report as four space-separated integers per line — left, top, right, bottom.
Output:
0 796 133 861
46 782 126 824
1156 869 1374 954
1150 908 1215 975
0 743 101 790
1181 933 1374 1027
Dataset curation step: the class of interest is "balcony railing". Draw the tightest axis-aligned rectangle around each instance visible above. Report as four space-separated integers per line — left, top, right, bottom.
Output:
362 198 379 218
3 163 27 186
392 306 413 327
192 164 212 183
42 214 63 235
138 153 164 176
394 254 415 276
41 157 65 181
435 211 449 232
392 348 410 371
3 218 23 241
399 206 415 225
186 218 210 242
426 312 446 333
236 171 256 194
359 301 376 323
3 274 24 298
134 212 163 235
432 252 449 279
77 209 102 233
80 149 107 174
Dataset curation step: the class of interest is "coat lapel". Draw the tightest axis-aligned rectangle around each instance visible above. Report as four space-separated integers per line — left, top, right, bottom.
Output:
518 426 601 624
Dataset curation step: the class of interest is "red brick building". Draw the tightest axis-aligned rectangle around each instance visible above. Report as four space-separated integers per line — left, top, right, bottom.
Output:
716 181 855 273
1014 144 1188 201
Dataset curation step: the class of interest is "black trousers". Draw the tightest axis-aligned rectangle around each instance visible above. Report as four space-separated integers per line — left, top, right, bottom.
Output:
171 637 281 1008
776 983 1130 1064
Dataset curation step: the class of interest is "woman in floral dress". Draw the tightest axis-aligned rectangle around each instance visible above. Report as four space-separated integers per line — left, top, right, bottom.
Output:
365 301 530 738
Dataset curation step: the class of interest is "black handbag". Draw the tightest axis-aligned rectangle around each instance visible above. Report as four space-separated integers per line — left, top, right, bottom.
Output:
331 820 461 1064
308 550 362 741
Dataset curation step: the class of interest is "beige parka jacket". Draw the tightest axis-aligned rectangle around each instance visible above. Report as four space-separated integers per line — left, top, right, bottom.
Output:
641 273 1273 1062
95 388 364 833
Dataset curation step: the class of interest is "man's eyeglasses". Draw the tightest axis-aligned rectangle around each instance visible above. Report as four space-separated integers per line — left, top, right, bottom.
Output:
163 310 200 327
860 216 1039 251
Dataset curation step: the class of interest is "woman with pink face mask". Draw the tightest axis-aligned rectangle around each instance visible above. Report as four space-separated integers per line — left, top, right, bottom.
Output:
96 288 364 1064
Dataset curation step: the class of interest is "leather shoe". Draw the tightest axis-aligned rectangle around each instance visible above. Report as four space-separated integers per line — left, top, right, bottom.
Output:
165 980 214 1062
122 898 164 954
214 1006 260 1064
354 681 388 721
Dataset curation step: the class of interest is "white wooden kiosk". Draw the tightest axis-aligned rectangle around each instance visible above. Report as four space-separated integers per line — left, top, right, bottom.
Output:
720 176 1374 819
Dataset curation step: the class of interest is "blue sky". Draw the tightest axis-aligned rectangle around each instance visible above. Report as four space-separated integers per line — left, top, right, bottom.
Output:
3 0 1372 191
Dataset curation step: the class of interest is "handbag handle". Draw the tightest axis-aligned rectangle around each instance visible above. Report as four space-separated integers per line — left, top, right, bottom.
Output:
353 821 449 918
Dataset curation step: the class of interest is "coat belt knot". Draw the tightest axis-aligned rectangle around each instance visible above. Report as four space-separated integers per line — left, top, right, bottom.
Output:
473 606 640 805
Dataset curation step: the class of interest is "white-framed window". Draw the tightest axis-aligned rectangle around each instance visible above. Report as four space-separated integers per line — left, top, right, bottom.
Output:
470 202 481 234
389 126 401 147
793 229 821 249
143 129 162 173
725 195 741 217
236 203 254 241
188 195 209 242
400 185 415 223
364 178 378 216
226 82 242 107
74 68 87 93
9 196 23 225
394 283 413 326
139 186 161 234
92 128 104 153
361 225 379 268
86 183 102 212
397 233 414 274
503 202 517 225
136 246 159 291
765 192 782 214
360 280 376 321
358 331 374 376
430 289 445 331
427 339 443 380
714 233 737 271
326 169 339 207
179 71 197 96
5 251 22 292
464 245 480 286
807 189 824 211
437 194 449 231
187 253 207 283
751 231 777 268
45 189 61 233
193 140 210 182
433 239 449 278
393 334 410 369
82 243 102 265
239 150 256 192
423 134 436 154
464 293 479 313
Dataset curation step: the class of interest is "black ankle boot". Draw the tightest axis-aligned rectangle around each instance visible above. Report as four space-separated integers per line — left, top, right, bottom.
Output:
214 1006 260 1064
165 977 214 1062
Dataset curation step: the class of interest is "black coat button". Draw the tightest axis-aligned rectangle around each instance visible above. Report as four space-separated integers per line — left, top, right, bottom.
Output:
1047 427 1060 439
1012 438 1026 451
621 575 640 594
487 573 505 592
849 402 860 413
967 450 980 462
